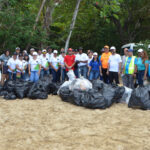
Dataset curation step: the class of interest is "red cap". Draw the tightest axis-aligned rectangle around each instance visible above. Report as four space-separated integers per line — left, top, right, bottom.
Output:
68 48 73 51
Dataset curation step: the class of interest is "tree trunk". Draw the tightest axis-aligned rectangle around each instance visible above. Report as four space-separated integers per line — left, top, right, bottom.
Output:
64 0 82 52
26 0 47 50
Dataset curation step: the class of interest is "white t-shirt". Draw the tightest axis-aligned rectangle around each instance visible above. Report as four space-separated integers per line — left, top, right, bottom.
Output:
59 55 65 68
88 56 93 66
7 58 18 73
40 55 49 68
29 54 33 61
50 56 59 70
76 53 88 67
16 60 27 73
29 58 41 71
108 54 122 72
47 53 54 61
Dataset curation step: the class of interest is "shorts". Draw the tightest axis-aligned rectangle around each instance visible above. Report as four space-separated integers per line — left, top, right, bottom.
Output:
2 66 8 74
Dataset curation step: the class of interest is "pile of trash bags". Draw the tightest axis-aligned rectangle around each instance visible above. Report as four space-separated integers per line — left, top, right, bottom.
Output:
0 76 61 100
58 78 132 109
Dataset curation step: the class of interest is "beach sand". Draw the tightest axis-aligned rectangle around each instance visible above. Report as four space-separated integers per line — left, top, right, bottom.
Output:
0 96 150 150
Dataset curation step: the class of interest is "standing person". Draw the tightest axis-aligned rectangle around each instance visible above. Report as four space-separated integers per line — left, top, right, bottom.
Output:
136 49 148 86
28 52 41 83
101 45 111 83
50 50 60 82
7 52 18 80
46 46 53 59
76 47 88 78
15 47 20 56
107 46 122 84
0 50 10 85
88 52 102 81
99 48 104 80
29 48 35 60
16 54 27 80
40 49 50 78
59 51 66 82
73 49 79 78
87 51 93 67
24 54 30 81
64 48 76 75
122 49 137 89
23 50 28 57
121 48 128 73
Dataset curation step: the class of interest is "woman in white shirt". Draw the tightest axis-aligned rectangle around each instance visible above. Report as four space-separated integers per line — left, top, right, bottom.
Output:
16 54 27 80
28 52 41 83
50 50 60 82
7 52 18 80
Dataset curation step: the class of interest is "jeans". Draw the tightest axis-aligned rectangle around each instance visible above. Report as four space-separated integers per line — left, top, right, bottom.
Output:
25 72 30 81
40 69 50 78
30 71 39 83
138 70 145 86
122 74 134 89
89 70 99 80
51 69 60 82
8 72 16 80
60 68 66 82
74 68 79 78
78 65 87 78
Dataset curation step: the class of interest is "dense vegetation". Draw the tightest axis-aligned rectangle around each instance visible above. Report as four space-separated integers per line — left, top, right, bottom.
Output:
0 0 150 53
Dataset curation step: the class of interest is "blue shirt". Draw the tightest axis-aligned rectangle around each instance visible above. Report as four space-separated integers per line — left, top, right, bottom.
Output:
89 60 101 71
136 57 148 71
125 57 137 74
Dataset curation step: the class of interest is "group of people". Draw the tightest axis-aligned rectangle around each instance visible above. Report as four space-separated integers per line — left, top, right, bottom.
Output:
0 45 149 89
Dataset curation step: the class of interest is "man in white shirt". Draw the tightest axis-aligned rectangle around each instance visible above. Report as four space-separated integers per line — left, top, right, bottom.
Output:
76 47 88 78
7 52 18 80
50 50 60 82
40 49 50 78
29 48 35 61
107 46 122 84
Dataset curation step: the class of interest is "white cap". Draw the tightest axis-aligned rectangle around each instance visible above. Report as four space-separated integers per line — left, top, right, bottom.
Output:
23 50 27 53
16 47 20 50
53 50 58 54
93 52 98 56
33 52 38 56
42 49 47 52
30 48 35 51
110 46 116 50
138 49 143 53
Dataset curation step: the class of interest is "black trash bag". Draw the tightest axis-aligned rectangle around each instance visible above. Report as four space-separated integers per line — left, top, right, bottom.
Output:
70 89 107 109
0 84 3 91
4 80 16 92
114 86 126 103
4 92 16 100
0 90 8 96
59 86 72 102
128 86 150 110
92 80 104 91
29 91 48 99
101 84 116 107
49 83 58 95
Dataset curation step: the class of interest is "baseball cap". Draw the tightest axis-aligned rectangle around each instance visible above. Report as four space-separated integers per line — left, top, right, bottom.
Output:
110 46 116 50
13 52 17 55
93 52 98 56
79 47 83 50
53 50 58 54
33 52 38 56
104 45 109 49
128 49 133 52
68 48 73 51
16 47 20 50
30 48 35 51
42 49 47 53
23 50 27 53
138 49 143 53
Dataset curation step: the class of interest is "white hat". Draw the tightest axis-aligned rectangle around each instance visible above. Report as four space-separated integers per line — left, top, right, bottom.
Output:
23 50 27 53
30 48 35 51
138 49 143 53
16 47 20 50
93 52 98 56
33 52 38 56
110 46 116 50
53 50 58 54
42 49 47 52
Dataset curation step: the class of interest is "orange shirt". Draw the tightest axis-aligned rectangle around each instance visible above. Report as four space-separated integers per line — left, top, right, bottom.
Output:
101 52 112 69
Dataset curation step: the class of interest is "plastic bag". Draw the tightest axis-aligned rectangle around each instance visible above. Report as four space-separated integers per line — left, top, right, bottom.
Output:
0 90 8 96
67 70 76 81
69 77 92 91
128 86 150 110
92 80 104 91
4 92 16 100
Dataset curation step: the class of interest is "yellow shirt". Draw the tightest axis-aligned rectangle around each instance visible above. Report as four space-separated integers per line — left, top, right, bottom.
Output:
101 52 112 69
